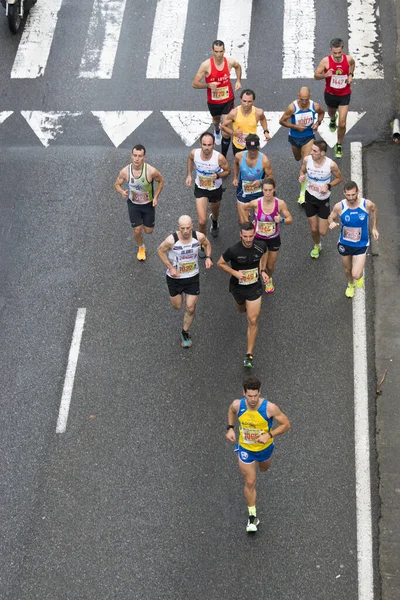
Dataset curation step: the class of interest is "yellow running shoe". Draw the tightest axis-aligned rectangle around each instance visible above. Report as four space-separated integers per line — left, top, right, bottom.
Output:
310 244 321 258
137 247 146 261
265 277 274 293
345 283 355 298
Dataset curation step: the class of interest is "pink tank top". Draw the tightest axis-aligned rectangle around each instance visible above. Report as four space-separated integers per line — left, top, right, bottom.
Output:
254 197 279 239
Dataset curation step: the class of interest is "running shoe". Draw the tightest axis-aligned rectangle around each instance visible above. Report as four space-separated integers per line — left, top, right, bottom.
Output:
243 353 254 368
345 283 355 298
214 129 222 145
246 515 260 533
265 277 274 293
137 247 146 261
181 330 192 348
198 245 206 259
297 193 305 205
334 144 343 159
209 214 219 238
355 274 365 288
329 114 338 132
310 244 321 259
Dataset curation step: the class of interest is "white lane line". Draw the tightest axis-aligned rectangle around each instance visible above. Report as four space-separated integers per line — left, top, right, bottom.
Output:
350 141 374 600
21 111 83 147
0 111 13 125
92 111 152 147
11 0 63 78
282 0 315 78
348 0 384 79
56 308 87 434
146 0 189 78
217 0 253 78
79 0 127 79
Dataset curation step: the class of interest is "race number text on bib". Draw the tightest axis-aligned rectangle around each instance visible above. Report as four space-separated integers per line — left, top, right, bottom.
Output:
239 268 259 285
243 180 261 196
198 175 216 190
211 86 229 101
235 133 247 147
131 191 150 204
256 221 276 237
295 114 313 126
331 74 347 89
179 261 197 275
242 427 265 444
308 182 323 194
342 226 362 243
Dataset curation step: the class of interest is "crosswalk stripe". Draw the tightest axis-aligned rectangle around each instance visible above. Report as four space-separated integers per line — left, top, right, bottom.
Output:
10 0 64 79
348 0 384 79
92 111 153 147
146 0 190 79
21 111 83 146
217 0 253 79
282 0 315 78
317 112 366 147
0 112 13 125
79 0 127 79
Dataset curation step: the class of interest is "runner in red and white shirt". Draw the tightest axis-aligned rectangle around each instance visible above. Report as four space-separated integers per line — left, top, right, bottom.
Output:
314 38 356 159
192 40 242 156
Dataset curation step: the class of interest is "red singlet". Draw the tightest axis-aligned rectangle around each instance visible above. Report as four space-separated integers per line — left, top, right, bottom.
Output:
324 54 351 96
206 57 234 104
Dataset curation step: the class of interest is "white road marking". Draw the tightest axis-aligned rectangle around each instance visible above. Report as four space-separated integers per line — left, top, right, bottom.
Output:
0 112 13 125
350 141 374 600
348 0 384 79
21 111 83 147
79 0 127 79
317 112 366 147
56 308 86 434
10 0 63 79
282 0 315 78
146 0 189 78
92 111 152 147
217 0 253 78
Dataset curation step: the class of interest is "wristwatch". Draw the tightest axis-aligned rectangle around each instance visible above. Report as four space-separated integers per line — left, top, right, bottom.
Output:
226 425 235 430
264 129 270 134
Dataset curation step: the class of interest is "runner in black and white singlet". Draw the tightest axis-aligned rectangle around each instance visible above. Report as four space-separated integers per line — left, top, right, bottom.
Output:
114 144 164 261
187 132 230 252
298 140 343 259
157 215 213 348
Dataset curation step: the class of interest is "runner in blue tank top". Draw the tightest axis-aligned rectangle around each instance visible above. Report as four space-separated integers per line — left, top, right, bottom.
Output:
328 181 379 298
233 134 274 224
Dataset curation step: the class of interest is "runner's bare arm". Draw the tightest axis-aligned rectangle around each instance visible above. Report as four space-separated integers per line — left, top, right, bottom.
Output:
266 402 291 437
226 399 240 441
197 233 213 267
186 151 195 186
192 60 210 88
243 198 259 213
220 110 236 136
277 200 293 224
258 109 271 141
229 58 242 90
347 56 355 84
157 235 176 271
217 254 241 279
232 153 242 186
330 162 344 188
114 167 129 198
328 203 342 228
217 154 231 178
298 157 308 182
149 167 164 206
279 104 297 129
311 102 326 130
262 155 274 180
314 56 331 79
367 201 379 240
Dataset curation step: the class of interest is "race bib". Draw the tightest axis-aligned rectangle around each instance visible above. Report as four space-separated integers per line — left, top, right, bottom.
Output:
242 428 265 444
342 226 362 243
211 86 229 101
256 221 276 237
331 74 347 89
131 191 150 204
295 114 313 126
198 175 215 190
239 268 259 285
243 180 261 196
179 261 196 275
234 132 247 148
308 182 323 194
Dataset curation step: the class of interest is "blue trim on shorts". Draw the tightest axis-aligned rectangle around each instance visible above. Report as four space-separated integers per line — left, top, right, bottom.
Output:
337 243 368 256
235 443 275 464
288 134 315 148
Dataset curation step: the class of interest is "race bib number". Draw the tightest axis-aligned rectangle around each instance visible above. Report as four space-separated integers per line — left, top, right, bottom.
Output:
211 86 229 101
331 74 347 89
308 182 323 194
239 268 259 285
295 114 313 126
342 226 362 243
243 180 261 196
179 261 196 275
242 428 264 444
198 175 215 190
234 132 247 148
256 221 276 237
131 191 149 204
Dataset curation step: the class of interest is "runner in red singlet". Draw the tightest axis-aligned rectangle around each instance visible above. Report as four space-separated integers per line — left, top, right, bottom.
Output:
314 38 355 159
192 40 242 156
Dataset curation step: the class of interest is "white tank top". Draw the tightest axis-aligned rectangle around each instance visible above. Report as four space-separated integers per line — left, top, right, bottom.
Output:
306 155 332 200
166 233 200 279
194 148 222 190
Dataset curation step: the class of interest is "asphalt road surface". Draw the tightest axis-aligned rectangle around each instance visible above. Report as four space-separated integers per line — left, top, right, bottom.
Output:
1 1 397 599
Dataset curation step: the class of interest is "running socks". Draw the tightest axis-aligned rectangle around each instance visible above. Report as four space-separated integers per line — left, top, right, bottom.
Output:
221 136 231 157
248 506 257 517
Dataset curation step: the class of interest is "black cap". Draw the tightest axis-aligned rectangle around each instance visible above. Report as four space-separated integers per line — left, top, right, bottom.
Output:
245 134 260 149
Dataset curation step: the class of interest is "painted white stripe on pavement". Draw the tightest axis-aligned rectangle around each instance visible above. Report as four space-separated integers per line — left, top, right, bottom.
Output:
318 112 366 148
348 0 384 79
21 111 83 147
350 141 374 600
0 112 13 125
92 111 152 147
282 0 315 78
11 0 63 79
217 0 253 78
56 308 86 434
146 0 189 78
79 0 127 79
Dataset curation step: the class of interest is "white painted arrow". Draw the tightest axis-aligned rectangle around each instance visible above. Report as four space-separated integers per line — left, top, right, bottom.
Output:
162 111 283 147
0 112 13 125
21 111 83 147
318 112 366 148
92 111 152 147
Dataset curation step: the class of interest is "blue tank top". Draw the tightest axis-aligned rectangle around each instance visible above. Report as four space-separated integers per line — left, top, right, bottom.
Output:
339 198 370 247
237 151 265 201
290 100 316 139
